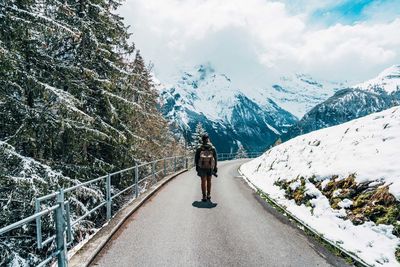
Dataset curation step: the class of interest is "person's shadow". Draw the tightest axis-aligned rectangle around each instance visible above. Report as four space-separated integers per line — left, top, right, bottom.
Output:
192 200 218 209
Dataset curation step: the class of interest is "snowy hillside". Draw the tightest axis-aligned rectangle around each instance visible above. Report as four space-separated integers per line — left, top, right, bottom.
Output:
240 106 400 266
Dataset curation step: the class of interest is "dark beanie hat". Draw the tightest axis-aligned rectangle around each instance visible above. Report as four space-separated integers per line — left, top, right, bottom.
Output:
202 134 209 144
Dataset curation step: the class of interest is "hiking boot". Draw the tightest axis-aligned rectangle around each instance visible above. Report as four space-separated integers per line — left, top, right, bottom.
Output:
207 195 211 201
202 195 207 202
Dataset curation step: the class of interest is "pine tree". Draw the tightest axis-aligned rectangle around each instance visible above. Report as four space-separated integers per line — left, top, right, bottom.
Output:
235 144 248 159
191 122 206 148
0 0 185 264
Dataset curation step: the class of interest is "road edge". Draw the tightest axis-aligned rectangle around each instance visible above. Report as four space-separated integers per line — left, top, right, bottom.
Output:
69 169 189 267
237 165 370 267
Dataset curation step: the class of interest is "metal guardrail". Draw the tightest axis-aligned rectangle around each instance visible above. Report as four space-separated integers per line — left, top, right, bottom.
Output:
0 151 263 267
218 151 263 161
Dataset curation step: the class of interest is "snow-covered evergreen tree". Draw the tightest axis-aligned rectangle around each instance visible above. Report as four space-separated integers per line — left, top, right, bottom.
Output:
235 144 248 159
0 1 185 264
191 122 207 148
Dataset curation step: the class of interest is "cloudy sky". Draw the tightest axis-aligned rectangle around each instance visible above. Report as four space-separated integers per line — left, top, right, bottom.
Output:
118 0 400 87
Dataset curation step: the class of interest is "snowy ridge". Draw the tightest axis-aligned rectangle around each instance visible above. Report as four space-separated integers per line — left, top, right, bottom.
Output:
241 106 400 266
355 65 400 94
158 65 346 120
266 74 347 118
283 65 400 141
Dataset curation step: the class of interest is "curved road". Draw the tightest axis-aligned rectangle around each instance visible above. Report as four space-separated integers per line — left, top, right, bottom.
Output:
91 160 349 267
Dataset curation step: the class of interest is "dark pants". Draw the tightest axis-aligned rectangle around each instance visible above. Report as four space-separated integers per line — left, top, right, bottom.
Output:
201 176 212 197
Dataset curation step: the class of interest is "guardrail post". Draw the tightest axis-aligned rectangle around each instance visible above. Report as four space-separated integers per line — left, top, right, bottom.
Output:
185 156 188 169
163 159 166 176
65 201 72 245
35 199 42 249
106 174 112 220
55 189 67 267
135 163 139 198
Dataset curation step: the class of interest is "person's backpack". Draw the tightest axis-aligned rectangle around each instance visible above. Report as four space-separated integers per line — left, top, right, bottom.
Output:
198 149 215 170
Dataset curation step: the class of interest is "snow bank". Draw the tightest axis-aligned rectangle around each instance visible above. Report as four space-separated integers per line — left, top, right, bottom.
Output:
241 106 400 266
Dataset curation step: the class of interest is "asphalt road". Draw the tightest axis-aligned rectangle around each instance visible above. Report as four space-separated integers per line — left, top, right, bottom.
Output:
91 160 349 267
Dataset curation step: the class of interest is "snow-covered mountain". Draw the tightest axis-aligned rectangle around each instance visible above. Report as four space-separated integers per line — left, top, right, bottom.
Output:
157 64 297 152
355 64 400 94
283 65 400 141
266 74 347 118
156 64 342 152
241 106 400 266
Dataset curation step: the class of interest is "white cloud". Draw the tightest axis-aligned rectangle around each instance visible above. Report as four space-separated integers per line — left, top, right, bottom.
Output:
296 20 400 80
119 0 400 86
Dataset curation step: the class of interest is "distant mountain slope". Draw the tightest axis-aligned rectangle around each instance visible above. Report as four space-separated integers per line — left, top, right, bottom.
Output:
283 65 400 141
157 64 298 152
355 64 400 94
266 74 347 118
283 88 396 140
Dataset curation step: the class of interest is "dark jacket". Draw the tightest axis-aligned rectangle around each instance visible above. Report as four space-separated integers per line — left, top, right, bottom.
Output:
195 143 218 171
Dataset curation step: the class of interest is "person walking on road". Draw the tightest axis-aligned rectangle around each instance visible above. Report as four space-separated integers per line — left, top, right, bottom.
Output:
195 134 218 202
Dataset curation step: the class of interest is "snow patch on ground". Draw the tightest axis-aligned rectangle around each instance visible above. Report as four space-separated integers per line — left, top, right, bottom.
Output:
241 106 400 266
338 199 353 209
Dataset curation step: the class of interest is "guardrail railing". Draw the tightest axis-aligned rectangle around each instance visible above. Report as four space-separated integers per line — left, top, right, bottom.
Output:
218 151 263 161
0 151 263 267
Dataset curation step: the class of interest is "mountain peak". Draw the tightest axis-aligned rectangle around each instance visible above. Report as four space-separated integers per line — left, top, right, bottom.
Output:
354 64 400 94
197 63 215 79
196 62 215 73
377 64 400 81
